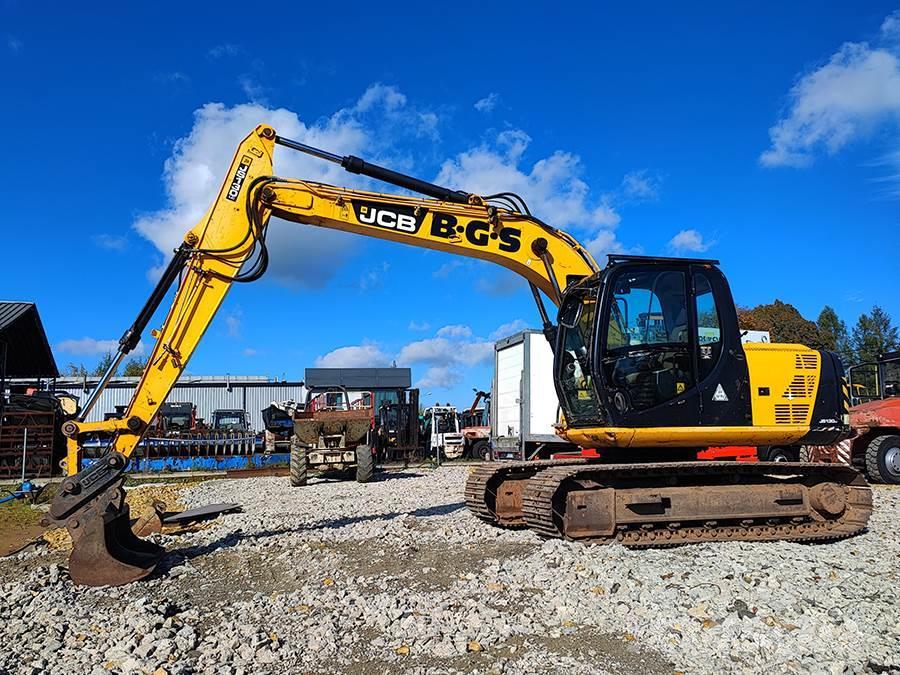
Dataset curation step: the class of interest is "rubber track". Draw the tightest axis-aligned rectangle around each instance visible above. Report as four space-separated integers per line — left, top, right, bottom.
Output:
521 461 873 547
464 459 587 525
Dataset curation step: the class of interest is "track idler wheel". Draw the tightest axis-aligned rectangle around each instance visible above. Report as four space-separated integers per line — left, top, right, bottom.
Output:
65 479 164 587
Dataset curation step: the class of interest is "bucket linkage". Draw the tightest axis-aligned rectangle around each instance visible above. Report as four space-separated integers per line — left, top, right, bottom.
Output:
47 453 164 586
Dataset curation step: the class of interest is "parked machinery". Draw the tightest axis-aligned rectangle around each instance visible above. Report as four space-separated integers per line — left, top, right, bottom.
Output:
51 125 870 586
492 330 578 460
423 405 465 460
803 351 900 484
262 400 302 454
372 388 420 462
460 390 492 460
290 386 374 487
141 403 258 457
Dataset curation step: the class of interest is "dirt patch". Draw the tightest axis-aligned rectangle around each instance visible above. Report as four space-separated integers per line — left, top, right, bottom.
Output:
331 537 537 589
529 628 673 674
40 481 195 552
160 548 330 613
0 496 47 556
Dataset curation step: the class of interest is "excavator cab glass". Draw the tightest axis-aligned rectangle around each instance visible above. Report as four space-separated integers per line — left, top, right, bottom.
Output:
555 282 604 425
600 267 694 413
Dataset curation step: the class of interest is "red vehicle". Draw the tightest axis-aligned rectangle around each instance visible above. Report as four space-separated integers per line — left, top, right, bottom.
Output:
460 390 492 461
803 351 900 484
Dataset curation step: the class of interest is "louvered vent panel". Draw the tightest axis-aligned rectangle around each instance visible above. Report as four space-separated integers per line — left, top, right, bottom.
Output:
774 404 810 424
782 375 816 399
795 354 818 370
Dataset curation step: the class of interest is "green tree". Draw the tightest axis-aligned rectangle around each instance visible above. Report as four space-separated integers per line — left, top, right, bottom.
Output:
737 300 819 345
851 305 900 363
66 363 88 377
92 352 117 377
816 306 852 363
122 357 147 376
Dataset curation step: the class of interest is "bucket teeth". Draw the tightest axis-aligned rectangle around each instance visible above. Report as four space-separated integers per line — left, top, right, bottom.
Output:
65 483 164 587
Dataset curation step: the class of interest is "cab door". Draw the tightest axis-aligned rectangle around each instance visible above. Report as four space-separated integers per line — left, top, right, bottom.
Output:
597 264 702 428
691 266 752 426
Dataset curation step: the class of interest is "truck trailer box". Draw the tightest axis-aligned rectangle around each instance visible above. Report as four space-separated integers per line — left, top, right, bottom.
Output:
491 330 577 460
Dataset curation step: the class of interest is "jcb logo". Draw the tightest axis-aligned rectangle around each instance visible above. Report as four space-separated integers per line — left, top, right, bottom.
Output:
430 213 521 253
226 155 253 202
352 201 427 234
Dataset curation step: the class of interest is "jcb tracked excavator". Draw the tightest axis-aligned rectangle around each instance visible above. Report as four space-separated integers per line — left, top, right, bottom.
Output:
49 125 872 586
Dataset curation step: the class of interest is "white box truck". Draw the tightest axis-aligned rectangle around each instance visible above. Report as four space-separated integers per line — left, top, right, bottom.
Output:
491 330 577 460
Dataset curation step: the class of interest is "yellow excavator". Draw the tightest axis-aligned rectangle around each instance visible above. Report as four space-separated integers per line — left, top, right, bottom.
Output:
48 125 872 586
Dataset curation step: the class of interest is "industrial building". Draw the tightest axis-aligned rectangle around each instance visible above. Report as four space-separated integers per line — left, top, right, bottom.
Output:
52 375 305 433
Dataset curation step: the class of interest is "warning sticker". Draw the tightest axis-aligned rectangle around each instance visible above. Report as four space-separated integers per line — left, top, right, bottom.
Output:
712 384 729 402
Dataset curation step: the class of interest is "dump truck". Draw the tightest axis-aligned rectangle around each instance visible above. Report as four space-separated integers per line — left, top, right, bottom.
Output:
290 386 374 486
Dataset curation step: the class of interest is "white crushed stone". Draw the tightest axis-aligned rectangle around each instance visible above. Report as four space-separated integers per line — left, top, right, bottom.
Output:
0 467 897 674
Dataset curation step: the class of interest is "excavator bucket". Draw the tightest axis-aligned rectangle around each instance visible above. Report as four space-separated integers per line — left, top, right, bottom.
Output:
131 500 167 538
64 480 164 587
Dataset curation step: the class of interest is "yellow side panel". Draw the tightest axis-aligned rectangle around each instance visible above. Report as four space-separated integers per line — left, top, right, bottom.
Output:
744 342 820 427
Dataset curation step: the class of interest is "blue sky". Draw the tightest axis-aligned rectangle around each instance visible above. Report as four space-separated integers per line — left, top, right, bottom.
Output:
3 3 899 408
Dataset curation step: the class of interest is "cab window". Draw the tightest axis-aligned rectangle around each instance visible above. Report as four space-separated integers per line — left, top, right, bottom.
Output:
556 285 603 424
602 268 694 411
694 271 722 380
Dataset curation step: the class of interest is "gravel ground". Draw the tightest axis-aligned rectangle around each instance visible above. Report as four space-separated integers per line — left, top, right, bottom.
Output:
0 466 898 674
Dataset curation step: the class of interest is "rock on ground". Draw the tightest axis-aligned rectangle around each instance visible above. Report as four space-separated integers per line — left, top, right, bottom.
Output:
0 467 898 674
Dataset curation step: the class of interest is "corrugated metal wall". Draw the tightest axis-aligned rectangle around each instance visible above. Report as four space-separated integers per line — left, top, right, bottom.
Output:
53 378 306 432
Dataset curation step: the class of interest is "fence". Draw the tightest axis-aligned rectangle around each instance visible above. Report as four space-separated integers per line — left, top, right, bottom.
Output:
0 409 55 479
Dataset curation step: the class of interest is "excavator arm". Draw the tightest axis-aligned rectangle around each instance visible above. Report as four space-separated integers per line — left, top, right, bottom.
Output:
50 125 598 585
64 124 596 471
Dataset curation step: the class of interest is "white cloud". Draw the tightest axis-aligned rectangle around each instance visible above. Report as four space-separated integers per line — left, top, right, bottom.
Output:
474 93 500 113
92 234 128 251
56 337 145 357
315 319 520 391
668 229 713 253
882 10 900 40
432 260 465 278
436 324 472 338
358 262 390 291
356 83 406 112
584 229 624 261
208 44 240 59
408 320 431 331
417 366 461 389
7 35 22 53
397 337 492 367
242 347 258 357
435 128 624 251
489 319 529 340
224 310 242 338
760 15 900 170
621 170 659 201
238 76 267 104
314 344 392 368
133 84 437 288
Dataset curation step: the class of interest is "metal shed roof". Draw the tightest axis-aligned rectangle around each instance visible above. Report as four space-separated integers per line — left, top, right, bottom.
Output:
0 302 59 377
304 368 411 390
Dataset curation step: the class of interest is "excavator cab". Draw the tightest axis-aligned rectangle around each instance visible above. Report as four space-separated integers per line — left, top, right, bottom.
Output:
554 255 751 436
